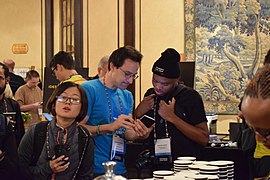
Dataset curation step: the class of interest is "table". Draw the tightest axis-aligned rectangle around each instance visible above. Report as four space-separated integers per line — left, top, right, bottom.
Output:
125 143 252 179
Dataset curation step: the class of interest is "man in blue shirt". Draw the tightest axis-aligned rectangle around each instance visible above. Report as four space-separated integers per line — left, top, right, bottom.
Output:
81 46 153 177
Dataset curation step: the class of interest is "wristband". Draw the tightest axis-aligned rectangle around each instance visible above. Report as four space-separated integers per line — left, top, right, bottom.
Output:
96 125 101 135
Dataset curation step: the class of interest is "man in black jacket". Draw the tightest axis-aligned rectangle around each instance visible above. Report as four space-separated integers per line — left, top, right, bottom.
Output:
0 114 25 180
0 62 25 145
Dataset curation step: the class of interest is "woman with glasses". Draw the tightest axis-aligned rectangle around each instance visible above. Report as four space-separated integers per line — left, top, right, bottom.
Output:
18 81 94 180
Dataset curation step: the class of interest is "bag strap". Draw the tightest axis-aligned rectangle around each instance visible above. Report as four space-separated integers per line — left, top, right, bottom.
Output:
77 125 90 160
31 121 49 165
73 125 92 178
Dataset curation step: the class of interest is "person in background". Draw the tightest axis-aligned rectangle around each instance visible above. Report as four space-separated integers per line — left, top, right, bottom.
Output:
15 70 42 129
0 114 26 180
135 48 209 171
89 55 109 80
81 46 153 177
3 59 25 95
49 51 87 85
18 81 94 179
0 62 25 145
240 54 270 179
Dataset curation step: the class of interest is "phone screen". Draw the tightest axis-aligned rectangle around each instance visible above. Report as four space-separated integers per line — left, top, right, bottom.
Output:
140 115 155 128
43 113 53 121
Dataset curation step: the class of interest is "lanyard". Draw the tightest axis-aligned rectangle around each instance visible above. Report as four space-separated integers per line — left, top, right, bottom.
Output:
0 98 8 113
103 77 123 122
153 96 169 140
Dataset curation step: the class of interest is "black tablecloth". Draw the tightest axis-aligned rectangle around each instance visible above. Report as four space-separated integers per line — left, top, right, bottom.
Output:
125 143 252 179
201 146 251 180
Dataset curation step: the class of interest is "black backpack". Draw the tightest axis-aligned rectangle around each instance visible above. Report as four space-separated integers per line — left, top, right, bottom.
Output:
30 121 91 165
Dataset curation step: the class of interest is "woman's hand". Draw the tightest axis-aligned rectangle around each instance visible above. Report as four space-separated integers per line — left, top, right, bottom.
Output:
49 155 70 173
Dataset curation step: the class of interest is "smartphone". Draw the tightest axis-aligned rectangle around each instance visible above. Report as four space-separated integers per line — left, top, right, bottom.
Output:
54 144 69 164
140 115 155 128
43 113 53 121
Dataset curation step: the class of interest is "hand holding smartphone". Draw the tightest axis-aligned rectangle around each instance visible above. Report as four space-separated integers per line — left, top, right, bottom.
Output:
54 144 69 165
139 115 155 128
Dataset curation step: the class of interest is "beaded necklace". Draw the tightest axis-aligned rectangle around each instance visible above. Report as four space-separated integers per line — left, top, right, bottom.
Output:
103 76 123 122
45 122 69 160
3 99 8 113
0 96 8 113
45 121 85 180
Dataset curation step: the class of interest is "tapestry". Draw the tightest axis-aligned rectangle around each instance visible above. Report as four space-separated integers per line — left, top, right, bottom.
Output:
184 0 270 114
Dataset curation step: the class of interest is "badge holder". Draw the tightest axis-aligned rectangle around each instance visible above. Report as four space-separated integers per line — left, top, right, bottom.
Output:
154 137 172 165
111 134 125 162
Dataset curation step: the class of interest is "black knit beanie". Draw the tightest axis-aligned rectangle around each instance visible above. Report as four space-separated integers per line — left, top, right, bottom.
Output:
152 48 181 79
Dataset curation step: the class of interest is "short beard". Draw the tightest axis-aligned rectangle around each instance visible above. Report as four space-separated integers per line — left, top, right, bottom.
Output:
0 84 6 95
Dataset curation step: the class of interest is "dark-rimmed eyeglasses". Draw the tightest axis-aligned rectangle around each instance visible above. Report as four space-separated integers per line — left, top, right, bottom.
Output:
51 67 57 76
119 67 139 80
56 96 81 105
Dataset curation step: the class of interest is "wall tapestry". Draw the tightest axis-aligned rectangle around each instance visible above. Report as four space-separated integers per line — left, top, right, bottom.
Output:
185 0 270 114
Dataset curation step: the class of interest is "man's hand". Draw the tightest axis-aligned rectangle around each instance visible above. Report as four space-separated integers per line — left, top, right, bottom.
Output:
33 102 42 109
133 120 155 139
111 114 135 132
158 98 176 123
135 94 156 118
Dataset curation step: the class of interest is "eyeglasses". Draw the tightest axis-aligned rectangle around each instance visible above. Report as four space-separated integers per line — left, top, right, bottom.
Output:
253 127 270 138
119 67 139 80
56 96 81 105
51 67 57 76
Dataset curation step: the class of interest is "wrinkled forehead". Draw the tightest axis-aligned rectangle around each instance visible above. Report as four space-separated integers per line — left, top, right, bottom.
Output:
242 96 270 129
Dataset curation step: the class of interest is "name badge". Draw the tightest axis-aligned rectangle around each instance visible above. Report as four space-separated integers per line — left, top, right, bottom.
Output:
111 135 125 162
154 138 172 156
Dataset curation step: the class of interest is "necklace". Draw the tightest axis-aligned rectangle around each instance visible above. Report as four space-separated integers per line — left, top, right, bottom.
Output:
3 99 8 113
103 76 123 121
45 121 82 180
0 97 8 113
45 122 52 160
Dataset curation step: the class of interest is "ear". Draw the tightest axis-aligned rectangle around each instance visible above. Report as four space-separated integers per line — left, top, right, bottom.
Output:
6 76 10 83
97 67 102 76
109 62 115 71
57 64 63 71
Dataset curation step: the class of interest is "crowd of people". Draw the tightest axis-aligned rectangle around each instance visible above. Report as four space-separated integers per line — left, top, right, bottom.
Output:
0 46 269 179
